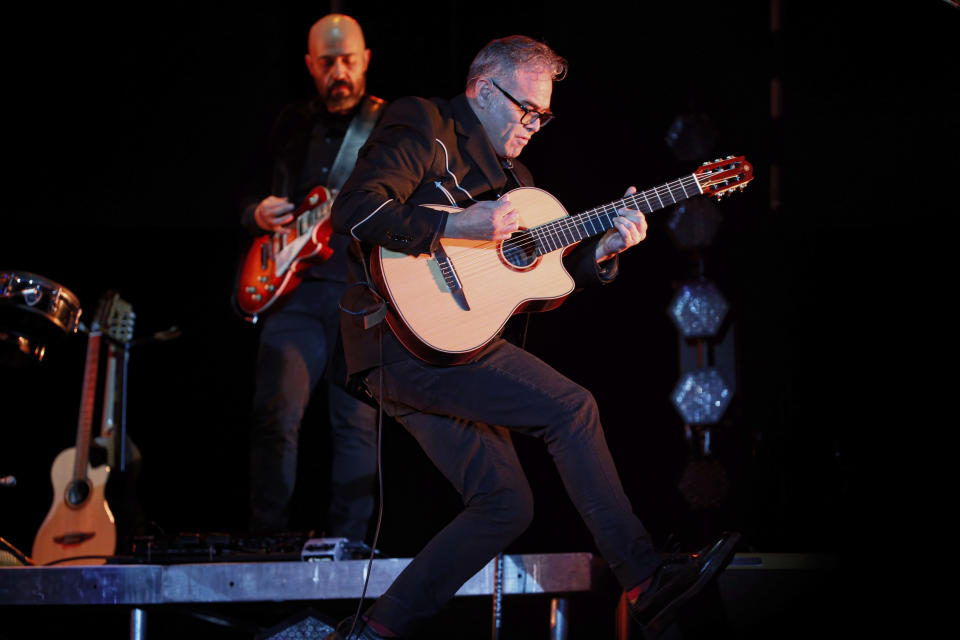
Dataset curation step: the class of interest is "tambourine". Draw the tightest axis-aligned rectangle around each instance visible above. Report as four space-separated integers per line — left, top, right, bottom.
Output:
0 270 82 363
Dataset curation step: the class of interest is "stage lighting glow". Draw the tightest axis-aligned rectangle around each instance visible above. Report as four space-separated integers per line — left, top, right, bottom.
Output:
668 280 729 338
671 368 732 425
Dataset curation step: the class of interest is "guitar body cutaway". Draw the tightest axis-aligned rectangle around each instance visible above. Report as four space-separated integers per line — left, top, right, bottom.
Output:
31 450 116 566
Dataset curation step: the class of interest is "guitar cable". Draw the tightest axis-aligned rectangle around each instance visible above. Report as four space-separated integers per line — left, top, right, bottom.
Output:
339 256 388 639
343 320 385 640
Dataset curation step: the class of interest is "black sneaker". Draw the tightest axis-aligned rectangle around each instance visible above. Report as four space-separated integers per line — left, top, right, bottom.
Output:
323 616 392 640
629 531 740 638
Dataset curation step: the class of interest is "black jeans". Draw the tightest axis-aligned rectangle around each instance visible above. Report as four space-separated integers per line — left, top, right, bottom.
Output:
362 335 659 635
249 280 379 540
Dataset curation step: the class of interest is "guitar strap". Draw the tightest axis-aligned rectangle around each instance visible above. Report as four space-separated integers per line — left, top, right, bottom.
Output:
500 158 527 189
328 95 386 193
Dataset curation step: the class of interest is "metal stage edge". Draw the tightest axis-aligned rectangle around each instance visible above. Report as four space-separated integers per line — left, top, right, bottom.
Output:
1 552 604 606
1 552 608 640
0 552 838 639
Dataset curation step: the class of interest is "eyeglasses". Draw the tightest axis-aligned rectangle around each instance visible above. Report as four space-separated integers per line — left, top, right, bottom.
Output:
490 79 555 127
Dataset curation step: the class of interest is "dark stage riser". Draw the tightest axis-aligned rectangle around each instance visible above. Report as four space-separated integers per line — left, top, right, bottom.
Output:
0 552 842 639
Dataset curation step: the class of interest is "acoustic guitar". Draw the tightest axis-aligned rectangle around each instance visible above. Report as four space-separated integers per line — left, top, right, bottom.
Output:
372 156 753 365
31 292 130 565
94 297 137 475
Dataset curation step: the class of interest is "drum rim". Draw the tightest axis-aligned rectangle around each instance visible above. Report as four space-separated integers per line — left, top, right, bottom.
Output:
0 269 82 334
1 269 81 305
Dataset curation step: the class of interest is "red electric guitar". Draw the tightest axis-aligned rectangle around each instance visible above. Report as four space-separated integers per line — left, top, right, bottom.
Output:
372 156 754 365
234 186 335 320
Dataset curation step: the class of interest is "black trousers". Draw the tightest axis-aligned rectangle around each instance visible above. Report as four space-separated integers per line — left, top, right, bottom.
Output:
362 335 660 635
249 280 379 540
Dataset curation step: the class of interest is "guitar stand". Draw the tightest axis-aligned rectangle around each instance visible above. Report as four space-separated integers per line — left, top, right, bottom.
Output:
1 474 32 567
0 536 31 566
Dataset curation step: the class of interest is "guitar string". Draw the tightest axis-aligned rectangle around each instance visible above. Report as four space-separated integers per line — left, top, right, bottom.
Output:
433 212 657 289
433 177 701 283
485 175 697 258
434 170 747 288
517 174 701 254
400 165 747 333
432 174 705 279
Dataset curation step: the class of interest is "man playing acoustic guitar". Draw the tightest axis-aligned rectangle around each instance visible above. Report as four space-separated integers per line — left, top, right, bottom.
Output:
329 35 740 639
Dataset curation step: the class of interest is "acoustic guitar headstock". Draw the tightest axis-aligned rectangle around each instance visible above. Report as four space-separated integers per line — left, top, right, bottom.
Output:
694 155 754 198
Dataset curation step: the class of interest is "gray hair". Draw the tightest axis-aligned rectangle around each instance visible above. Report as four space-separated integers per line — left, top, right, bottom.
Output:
466 35 567 89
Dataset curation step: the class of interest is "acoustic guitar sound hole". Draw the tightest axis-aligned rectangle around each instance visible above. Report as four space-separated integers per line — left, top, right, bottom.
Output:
66 479 91 507
500 231 538 270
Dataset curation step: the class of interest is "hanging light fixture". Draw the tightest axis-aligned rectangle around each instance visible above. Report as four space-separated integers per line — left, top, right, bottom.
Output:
670 367 733 425
668 280 729 339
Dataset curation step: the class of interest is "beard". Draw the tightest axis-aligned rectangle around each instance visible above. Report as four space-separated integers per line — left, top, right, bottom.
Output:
320 77 364 114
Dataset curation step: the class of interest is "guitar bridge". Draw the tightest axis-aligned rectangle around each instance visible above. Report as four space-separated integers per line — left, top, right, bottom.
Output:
434 246 470 311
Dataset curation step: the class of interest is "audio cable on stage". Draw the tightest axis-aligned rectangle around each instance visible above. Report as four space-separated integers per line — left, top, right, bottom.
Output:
344 322 386 640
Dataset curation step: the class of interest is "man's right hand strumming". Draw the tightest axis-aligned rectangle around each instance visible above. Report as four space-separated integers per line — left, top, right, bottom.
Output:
254 195 296 231
442 195 519 242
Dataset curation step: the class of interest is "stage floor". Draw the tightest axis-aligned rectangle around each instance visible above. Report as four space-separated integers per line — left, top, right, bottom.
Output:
0 552 840 639
1 552 604 605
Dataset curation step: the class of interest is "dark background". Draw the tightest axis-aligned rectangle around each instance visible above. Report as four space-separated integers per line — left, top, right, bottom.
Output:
1 0 956 636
